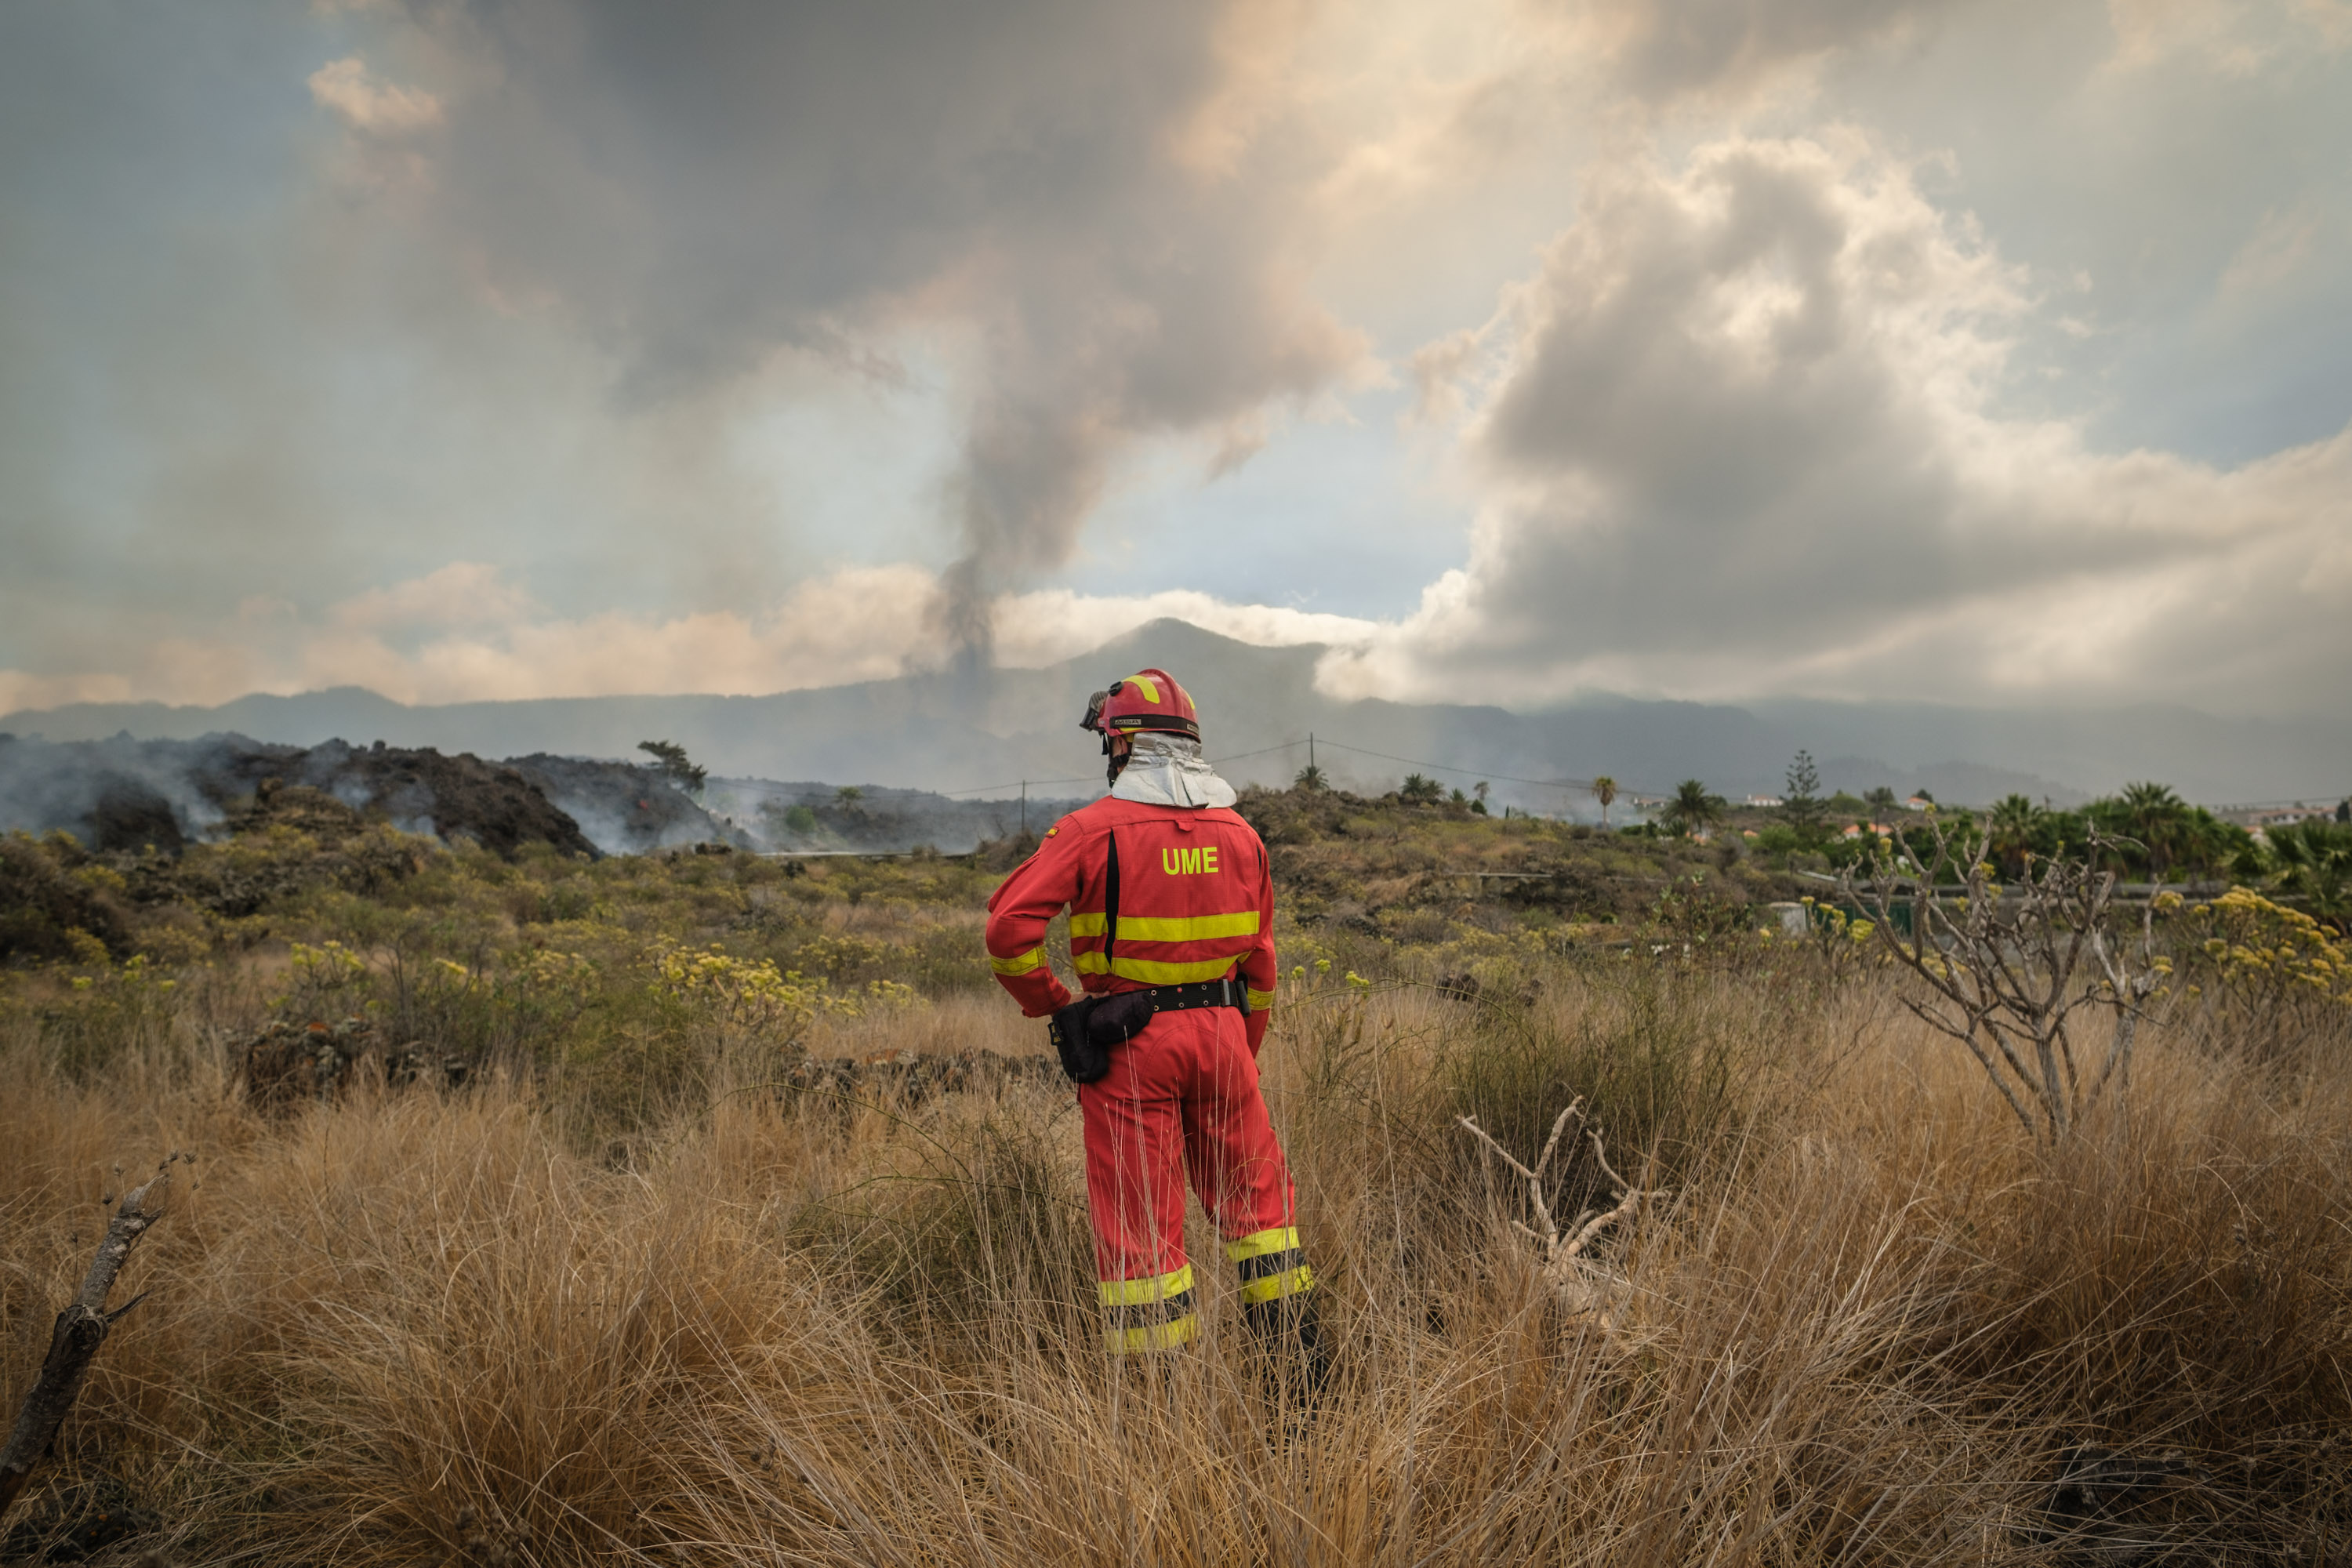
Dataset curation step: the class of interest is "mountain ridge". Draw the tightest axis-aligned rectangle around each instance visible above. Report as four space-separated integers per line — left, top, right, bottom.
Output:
6 620 2347 809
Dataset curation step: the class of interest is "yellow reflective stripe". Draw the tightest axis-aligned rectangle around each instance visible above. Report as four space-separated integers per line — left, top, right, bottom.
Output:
1240 1264 1315 1305
1073 952 1247 984
1246 988 1275 1013
1068 910 1256 942
989 946 1047 976
1127 674 1160 703
1105 1314 1198 1353
1099 1264 1193 1307
1225 1227 1300 1262
1117 911 1259 942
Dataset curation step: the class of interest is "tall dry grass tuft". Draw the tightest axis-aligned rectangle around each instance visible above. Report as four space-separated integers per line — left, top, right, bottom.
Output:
5 960 2350 1564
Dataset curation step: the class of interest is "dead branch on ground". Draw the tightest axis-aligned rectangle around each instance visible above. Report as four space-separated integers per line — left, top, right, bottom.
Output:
1459 1100 1668 1337
0 1154 181 1523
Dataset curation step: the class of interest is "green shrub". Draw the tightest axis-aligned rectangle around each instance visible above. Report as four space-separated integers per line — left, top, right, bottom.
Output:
0 830 135 961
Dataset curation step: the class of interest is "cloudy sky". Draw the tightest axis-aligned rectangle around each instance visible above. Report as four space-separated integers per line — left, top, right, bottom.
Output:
4 0 2348 720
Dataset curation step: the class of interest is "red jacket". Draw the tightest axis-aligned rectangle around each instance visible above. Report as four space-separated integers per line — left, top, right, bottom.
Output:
985 796 1278 1053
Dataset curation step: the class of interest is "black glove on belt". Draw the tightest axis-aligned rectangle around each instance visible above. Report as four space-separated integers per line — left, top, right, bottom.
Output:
1048 996 1109 1083
1047 978 1245 1083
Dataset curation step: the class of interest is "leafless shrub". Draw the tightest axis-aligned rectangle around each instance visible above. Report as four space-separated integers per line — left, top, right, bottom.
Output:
1458 1098 1668 1339
1842 816 2162 1141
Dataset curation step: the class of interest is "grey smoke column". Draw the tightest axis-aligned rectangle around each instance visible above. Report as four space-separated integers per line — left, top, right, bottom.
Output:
412 0 1359 655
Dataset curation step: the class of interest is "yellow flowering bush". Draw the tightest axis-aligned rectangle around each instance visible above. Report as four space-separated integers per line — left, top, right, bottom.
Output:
654 940 830 1029
278 938 370 1014
846 978 926 1014
1787 895 1886 977
648 940 927 1032
2176 887 2351 1047
2190 888 2347 994
290 938 368 983
508 946 600 991
793 931 927 984
60 950 177 996
19 950 185 1076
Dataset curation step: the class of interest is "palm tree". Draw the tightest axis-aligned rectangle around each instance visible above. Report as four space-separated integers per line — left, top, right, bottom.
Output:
2118 781 2188 880
1293 763 1327 792
1987 793 2040 877
1660 779 1726 837
1591 775 1618 828
2176 808 2241 882
2272 820 2352 931
1399 773 1443 806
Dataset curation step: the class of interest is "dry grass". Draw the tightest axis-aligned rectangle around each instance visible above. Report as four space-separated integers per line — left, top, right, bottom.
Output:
5 962 2351 1566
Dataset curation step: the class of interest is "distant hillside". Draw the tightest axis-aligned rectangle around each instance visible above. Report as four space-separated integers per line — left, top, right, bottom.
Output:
5 620 2348 809
699 777 1092 855
0 733 598 858
0 734 1095 858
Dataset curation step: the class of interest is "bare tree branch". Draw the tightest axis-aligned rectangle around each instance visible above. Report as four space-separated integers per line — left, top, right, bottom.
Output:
1584 1127 1631 1194
1843 819 2160 1142
1460 1108 1669 1337
0 1155 180 1523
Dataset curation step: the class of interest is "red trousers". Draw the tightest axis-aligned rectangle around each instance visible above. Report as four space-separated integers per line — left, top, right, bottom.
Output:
1077 1003 1311 1352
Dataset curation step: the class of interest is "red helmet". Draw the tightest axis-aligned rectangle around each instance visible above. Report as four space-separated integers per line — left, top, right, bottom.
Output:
1080 667 1200 743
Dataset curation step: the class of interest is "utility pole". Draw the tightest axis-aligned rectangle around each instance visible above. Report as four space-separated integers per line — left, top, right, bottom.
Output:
1308 731 1315 777
1020 779 1027 836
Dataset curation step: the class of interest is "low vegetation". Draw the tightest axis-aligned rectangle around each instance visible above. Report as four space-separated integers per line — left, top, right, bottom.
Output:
3 782 2349 1565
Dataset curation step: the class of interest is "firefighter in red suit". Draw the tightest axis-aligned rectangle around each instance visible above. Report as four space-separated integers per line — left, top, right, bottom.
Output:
985 668 1324 1380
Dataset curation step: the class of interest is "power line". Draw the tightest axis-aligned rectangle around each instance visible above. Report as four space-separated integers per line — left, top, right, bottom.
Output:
938 773 1095 799
1305 738 1667 799
1312 736 1573 789
1207 741 1308 764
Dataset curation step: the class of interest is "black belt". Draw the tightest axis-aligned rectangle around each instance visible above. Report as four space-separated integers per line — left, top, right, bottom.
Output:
1121 975 1248 1014
1051 974 1247 1083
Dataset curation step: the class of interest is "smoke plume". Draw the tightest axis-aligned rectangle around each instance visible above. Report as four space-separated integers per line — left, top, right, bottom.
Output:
394 0 1362 657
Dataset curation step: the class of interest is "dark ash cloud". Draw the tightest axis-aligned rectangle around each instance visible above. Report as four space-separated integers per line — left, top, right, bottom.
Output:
405 0 1363 652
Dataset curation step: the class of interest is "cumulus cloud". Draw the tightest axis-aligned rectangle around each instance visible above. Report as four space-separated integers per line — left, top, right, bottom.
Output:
991 589 1374 669
0 563 1372 713
307 56 442 135
1319 132 2352 714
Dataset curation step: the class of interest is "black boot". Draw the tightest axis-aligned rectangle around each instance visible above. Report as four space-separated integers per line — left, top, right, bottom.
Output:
1243 1290 1330 1409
